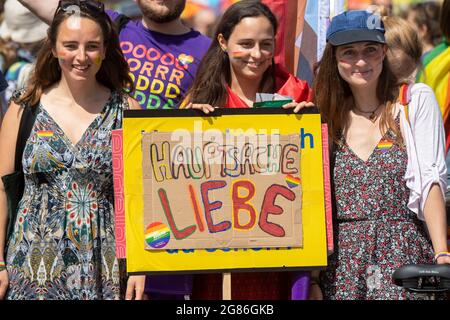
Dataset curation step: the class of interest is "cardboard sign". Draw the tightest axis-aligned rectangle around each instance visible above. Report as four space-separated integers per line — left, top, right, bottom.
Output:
142 131 302 250
122 109 328 274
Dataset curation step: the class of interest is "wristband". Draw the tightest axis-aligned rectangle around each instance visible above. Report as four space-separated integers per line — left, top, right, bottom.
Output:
434 252 450 262
0 261 5 272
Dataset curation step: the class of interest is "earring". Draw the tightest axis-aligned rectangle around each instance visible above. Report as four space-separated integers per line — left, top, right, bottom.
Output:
221 47 227 53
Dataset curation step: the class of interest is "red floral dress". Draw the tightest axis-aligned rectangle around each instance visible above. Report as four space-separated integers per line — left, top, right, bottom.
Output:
322 119 435 300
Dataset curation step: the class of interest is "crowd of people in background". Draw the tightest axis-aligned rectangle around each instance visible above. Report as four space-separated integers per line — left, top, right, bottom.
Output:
0 0 449 301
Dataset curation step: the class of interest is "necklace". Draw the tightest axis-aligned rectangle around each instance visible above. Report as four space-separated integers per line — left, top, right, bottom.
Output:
353 104 382 122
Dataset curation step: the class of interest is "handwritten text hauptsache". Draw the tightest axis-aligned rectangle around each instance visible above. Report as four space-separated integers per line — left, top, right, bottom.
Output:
142 131 303 250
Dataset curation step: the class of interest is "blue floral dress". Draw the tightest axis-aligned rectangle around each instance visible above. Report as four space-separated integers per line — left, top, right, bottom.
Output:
6 91 127 300
322 118 435 300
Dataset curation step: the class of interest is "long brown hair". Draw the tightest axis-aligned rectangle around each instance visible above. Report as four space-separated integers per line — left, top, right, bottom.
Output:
16 5 134 107
314 43 400 144
409 1 442 46
185 0 278 107
383 16 422 82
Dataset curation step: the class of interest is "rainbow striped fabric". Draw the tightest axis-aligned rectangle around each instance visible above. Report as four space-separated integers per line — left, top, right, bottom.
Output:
417 40 450 115
285 174 301 188
417 40 450 152
36 130 54 140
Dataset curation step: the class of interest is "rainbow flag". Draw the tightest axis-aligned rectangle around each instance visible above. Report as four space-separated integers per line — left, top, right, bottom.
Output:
377 139 394 153
262 0 338 85
417 40 450 152
37 130 54 140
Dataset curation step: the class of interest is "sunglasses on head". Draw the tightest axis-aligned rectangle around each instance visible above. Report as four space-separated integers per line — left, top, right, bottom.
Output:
55 0 105 17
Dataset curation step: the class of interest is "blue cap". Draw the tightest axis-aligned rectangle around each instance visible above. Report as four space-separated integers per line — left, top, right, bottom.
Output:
326 10 385 46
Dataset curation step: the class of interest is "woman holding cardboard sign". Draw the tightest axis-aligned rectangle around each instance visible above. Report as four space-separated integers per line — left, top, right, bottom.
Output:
183 0 313 113
311 10 450 300
179 0 314 300
0 1 143 299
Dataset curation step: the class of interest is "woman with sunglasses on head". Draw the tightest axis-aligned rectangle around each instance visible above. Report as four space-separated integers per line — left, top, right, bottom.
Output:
310 11 450 300
0 1 144 299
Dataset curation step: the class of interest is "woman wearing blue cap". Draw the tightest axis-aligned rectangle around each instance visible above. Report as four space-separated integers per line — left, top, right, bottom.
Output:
311 10 450 299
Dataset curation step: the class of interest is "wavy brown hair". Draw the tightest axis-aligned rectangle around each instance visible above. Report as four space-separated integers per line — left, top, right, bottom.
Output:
16 5 134 107
383 16 422 83
409 1 442 47
313 43 400 144
185 0 278 107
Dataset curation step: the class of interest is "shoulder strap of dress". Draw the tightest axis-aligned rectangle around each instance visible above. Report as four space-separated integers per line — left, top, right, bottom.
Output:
14 103 38 171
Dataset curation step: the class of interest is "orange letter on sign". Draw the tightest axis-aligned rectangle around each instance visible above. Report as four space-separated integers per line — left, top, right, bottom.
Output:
232 180 257 230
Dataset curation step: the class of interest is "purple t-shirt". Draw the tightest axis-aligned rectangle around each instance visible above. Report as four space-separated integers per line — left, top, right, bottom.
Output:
107 10 211 109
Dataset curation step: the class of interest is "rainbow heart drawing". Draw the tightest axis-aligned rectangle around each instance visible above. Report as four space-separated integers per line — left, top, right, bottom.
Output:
145 222 171 249
377 139 394 153
178 54 194 66
285 174 301 188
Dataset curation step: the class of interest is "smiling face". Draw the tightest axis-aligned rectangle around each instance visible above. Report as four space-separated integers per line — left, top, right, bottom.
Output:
53 17 105 82
335 42 387 89
219 16 275 84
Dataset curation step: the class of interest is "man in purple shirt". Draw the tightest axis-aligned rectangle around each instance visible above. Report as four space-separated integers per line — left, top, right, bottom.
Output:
18 0 211 110
17 0 211 299
107 3 211 109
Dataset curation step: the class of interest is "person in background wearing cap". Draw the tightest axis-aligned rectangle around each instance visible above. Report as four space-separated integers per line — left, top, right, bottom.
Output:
310 10 450 300
0 0 48 107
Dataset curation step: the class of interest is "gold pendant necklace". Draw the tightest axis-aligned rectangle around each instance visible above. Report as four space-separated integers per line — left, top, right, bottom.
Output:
368 111 378 122
353 105 381 122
